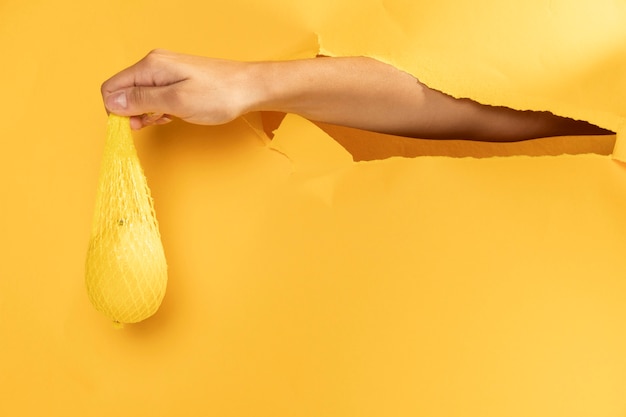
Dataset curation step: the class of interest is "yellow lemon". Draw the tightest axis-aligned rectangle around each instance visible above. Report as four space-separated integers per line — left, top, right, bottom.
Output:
85 218 167 324
85 115 167 325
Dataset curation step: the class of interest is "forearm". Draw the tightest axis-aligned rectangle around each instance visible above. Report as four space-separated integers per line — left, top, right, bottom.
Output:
248 56 432 136
246 56 610 141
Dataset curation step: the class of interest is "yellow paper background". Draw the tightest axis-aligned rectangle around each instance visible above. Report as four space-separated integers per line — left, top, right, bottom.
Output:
1 0 626 416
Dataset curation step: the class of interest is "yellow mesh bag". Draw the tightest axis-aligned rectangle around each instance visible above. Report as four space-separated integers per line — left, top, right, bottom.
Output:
85 114 167 324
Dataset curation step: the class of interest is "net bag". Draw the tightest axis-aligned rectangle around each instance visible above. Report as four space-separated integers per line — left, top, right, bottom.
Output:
85 114 168 324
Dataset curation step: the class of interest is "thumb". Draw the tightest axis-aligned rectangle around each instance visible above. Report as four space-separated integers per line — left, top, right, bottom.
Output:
105 86 171 116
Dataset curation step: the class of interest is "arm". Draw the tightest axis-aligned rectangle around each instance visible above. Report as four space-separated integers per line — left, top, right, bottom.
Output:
102 49 611 140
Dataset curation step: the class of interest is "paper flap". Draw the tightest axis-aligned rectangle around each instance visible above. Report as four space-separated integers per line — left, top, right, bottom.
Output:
269 114 354 177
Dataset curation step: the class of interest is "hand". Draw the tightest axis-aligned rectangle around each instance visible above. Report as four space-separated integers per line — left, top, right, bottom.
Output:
101 49 257 129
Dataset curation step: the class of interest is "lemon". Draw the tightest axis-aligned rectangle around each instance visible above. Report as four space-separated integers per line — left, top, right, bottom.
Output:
85 115 167 325
85 219 167 324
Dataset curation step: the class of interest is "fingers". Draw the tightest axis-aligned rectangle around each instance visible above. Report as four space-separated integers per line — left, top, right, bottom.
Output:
101 50 252 128
129 114 173 130
104 83 182 119
106 87 175 129
104 85 157 114
101 49 185 127
101 49 178 96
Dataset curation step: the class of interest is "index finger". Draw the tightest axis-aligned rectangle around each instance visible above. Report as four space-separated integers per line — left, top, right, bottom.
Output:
100 52 154 99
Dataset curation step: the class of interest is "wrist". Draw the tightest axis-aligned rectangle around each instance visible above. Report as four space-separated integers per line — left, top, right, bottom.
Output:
240 61 272 114
244 59 313 115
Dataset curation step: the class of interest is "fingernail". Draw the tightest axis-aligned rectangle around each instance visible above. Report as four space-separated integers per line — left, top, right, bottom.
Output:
108 91 127 110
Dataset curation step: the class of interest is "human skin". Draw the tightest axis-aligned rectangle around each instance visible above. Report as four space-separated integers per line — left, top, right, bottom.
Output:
101 49 612 141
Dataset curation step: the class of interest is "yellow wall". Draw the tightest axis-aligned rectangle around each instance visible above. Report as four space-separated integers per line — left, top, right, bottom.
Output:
2 1 626 416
